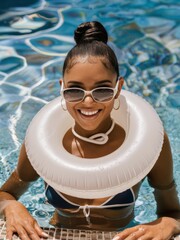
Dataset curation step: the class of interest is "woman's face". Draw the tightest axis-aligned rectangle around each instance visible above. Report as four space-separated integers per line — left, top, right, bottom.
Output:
62 57 123 136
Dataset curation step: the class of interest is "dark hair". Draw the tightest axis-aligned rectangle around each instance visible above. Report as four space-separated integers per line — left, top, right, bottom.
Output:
62 21 119 78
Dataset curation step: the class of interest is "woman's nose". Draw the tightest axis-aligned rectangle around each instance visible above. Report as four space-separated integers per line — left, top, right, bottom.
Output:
83 92 94 103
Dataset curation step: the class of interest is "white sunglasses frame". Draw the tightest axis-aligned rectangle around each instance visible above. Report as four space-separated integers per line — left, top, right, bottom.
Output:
61 81 119 103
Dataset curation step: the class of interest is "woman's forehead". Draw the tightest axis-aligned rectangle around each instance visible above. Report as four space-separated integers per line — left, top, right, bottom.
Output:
64 56 116 74
64 58 116 78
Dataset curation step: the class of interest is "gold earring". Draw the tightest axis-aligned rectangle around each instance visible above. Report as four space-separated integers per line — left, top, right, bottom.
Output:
61 97 67 111
113 98 120 110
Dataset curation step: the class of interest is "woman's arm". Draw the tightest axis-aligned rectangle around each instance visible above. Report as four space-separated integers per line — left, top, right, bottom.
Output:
0 142 39 200
148 132 180 218
0 143 48 240
113 132 180 240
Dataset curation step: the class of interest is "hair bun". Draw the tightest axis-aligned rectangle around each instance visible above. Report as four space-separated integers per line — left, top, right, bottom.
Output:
74 21 108 44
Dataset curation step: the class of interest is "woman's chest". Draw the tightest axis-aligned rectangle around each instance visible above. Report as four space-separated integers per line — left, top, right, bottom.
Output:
45 182 141 209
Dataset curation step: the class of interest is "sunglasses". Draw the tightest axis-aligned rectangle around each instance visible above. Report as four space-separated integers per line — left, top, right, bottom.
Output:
61 81 119 103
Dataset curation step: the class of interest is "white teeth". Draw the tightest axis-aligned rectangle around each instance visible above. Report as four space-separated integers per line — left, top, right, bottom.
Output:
80 110 98 116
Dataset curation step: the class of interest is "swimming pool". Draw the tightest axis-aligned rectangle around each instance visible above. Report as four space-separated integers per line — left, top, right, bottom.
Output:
0 0 179 229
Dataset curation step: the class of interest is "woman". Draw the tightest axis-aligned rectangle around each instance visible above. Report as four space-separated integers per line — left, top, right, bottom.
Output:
0 21 180 240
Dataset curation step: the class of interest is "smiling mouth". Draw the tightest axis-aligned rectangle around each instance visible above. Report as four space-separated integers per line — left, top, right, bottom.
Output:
78 109 100 117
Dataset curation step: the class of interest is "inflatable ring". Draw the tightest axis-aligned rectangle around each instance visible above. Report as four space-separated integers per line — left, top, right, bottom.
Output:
25 90 164 199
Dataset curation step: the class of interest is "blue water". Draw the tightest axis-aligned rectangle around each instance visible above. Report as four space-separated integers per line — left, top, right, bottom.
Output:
0 0 179 228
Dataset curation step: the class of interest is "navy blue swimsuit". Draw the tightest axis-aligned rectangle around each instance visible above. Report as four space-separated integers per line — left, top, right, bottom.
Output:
45 185 135 210
45 185 135 225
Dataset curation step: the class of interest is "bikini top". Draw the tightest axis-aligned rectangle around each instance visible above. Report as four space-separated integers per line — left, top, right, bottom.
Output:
45 185 135 210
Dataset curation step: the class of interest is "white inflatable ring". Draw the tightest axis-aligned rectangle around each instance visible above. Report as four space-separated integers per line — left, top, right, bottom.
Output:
25 90 164 199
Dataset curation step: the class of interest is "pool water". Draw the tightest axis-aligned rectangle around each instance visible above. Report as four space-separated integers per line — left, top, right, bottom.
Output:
0 0 180 228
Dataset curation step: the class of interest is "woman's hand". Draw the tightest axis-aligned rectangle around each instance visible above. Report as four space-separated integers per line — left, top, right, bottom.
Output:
112 217 180 240
4 200 49 240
